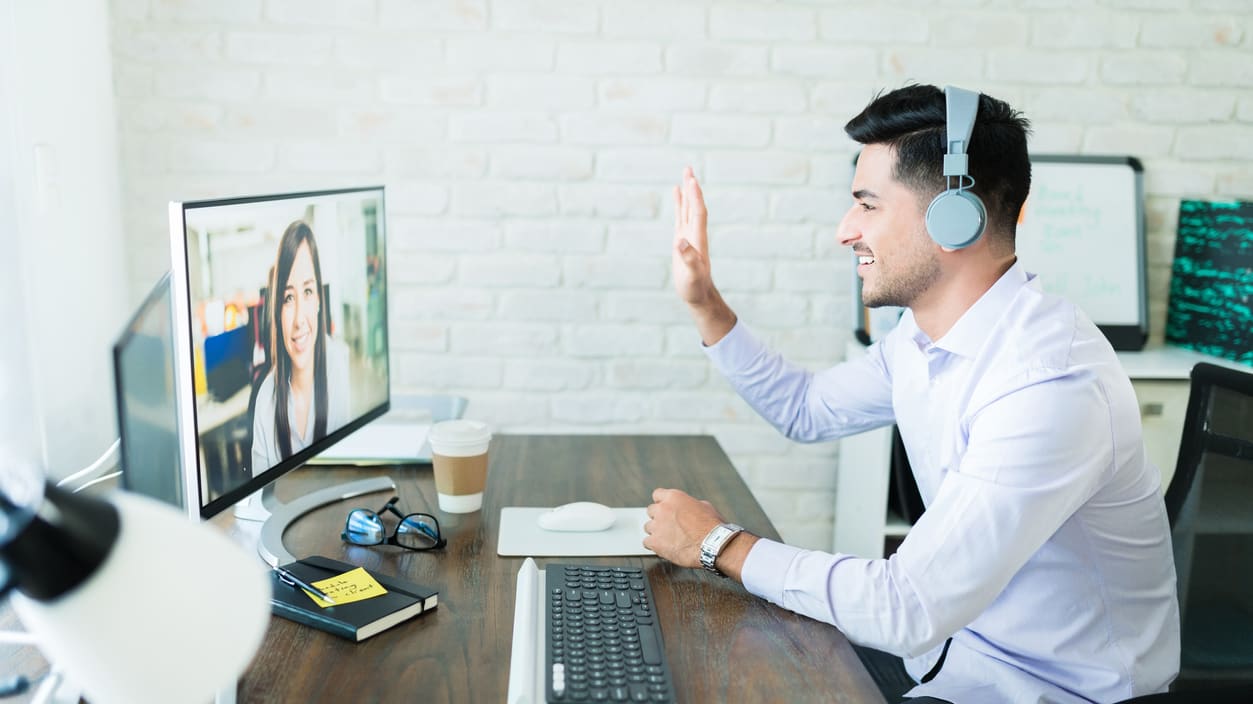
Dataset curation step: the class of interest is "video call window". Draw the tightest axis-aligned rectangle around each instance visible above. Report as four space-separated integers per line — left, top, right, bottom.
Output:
170 187 390 517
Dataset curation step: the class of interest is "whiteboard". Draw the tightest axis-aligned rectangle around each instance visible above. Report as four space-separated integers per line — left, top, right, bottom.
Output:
1015 155 1147 349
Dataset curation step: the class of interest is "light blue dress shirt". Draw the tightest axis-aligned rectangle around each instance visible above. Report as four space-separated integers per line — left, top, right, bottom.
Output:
706 263 1180 703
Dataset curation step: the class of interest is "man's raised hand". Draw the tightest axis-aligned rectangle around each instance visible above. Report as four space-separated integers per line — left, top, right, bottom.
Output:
670 167 738 345
672 166 712 306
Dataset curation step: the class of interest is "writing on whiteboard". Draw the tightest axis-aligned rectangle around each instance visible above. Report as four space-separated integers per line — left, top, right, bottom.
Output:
1015 159 1142 326
1023 182 1103 255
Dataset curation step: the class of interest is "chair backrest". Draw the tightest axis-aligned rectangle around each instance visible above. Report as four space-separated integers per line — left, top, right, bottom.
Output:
1163 362 1253 529
1160 361 1253 687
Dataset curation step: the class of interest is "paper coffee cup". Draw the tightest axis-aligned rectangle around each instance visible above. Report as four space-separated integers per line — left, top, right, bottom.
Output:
428 419 492 513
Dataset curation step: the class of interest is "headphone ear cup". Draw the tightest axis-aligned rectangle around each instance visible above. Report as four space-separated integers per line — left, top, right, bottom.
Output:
925 190 987 249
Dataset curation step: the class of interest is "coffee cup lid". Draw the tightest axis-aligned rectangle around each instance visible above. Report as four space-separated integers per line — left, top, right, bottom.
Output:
429 419 492 452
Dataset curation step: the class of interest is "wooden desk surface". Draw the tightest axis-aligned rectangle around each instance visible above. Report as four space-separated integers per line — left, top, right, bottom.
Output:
2 435 885 704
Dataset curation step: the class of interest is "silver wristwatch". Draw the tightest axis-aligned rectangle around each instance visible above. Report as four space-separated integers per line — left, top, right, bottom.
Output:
699 523 744 577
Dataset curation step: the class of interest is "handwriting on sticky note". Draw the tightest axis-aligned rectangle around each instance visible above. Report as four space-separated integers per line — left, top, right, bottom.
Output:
306 567 388 608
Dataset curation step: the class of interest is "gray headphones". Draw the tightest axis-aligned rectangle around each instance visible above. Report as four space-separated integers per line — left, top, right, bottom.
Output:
925 85 987 249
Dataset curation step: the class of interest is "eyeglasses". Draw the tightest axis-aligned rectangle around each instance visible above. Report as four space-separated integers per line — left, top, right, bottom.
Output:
341 497 446 551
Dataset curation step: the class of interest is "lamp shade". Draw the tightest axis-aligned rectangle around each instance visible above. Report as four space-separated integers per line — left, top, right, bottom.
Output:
10 490 270 704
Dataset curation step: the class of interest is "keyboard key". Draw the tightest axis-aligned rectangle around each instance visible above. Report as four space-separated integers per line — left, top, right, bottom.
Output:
637 627 661 666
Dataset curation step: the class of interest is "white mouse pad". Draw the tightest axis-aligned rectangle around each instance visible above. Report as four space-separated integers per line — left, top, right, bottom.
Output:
497 507 654 557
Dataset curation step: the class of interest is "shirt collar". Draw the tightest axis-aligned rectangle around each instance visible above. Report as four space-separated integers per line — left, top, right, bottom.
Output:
932 260 1033 359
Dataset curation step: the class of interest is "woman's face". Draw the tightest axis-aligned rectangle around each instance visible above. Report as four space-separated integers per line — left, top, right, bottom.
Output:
280 240 320 374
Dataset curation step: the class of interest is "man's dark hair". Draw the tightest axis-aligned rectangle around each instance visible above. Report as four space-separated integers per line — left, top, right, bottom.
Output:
845 84 1032 248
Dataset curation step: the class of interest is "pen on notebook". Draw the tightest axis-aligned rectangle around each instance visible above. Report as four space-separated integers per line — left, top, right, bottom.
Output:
275 566 335 605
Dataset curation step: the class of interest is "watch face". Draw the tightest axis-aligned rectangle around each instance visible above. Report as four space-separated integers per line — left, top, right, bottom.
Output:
703 525 729 550
702 524 742 569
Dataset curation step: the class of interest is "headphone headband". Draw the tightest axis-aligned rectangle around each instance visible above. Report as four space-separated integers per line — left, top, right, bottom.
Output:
943 86 980 180
924 85 987 249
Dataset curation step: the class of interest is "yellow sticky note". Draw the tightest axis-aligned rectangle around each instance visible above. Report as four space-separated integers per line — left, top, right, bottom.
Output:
305 567 389 608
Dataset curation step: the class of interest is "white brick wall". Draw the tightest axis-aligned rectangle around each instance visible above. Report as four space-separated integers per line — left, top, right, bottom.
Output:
377 0 488 31
112 0 1253 552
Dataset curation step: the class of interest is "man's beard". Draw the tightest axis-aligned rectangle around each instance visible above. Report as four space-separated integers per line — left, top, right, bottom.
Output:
861 246 941 309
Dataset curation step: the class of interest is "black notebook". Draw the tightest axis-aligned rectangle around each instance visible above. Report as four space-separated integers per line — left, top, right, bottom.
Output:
269 555 438 642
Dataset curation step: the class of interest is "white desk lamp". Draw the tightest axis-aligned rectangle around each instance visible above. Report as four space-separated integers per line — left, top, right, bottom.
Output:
1 470 271 704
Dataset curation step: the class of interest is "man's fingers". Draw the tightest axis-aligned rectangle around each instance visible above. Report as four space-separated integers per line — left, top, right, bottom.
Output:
674 166 709 253
652 487 688 504
687 176 708 249
673 185 682 234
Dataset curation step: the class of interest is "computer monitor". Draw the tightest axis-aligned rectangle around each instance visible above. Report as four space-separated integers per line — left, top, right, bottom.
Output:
113 271 190 511
161 185 394 564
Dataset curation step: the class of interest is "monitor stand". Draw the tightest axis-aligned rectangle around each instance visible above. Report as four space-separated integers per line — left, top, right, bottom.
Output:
232 476 396 566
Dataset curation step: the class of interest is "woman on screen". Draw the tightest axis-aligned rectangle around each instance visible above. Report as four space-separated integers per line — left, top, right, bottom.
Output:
251 220 349 472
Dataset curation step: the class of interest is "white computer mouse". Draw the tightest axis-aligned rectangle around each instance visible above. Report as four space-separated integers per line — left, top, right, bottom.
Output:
536 501 616 532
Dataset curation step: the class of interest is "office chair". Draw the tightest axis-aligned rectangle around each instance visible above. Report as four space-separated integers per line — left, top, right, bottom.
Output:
1120 362 1253 703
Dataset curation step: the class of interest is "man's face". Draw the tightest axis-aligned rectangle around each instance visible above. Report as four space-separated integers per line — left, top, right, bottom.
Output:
838 143 941 309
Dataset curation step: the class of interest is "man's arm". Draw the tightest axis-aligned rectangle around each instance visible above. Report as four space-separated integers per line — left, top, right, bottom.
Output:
646 373 1117 658
674 165 895 441
672 166 736 346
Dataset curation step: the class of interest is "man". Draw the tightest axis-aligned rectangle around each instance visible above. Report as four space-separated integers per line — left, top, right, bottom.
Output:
643 84 1180 703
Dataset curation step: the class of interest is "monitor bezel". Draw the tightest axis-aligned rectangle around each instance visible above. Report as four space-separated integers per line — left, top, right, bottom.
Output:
168 185 391 520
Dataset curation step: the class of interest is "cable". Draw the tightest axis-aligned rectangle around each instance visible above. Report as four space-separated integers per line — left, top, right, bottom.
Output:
54 439 120 493
72 471 123 494
28 669 67 704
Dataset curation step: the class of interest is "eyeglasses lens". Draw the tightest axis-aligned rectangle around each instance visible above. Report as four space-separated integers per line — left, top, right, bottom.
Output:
396 514 440 549
344 509 386 546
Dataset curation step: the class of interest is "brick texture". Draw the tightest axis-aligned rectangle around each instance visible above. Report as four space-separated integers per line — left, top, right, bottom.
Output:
112 2 1253 552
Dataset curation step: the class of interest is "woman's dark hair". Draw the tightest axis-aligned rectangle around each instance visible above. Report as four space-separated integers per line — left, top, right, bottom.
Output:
845 84 1032 248
270 220 328 459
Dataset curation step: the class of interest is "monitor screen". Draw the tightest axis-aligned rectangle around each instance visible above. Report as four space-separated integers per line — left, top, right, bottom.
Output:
169 186 390 519
113 271 190 510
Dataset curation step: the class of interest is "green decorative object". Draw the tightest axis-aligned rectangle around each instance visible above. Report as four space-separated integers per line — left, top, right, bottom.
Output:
1166 200 1253 367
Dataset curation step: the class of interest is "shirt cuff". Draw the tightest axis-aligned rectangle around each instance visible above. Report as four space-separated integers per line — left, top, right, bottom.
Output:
701 320 766 378
740 537 804 604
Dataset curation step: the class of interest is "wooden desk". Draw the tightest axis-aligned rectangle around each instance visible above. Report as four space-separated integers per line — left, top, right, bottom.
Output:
3 435 885 704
